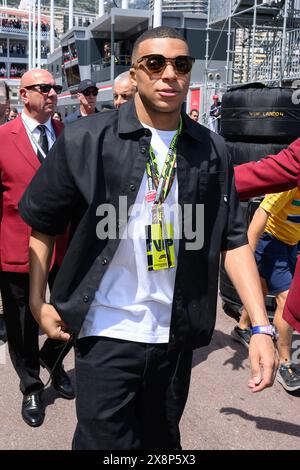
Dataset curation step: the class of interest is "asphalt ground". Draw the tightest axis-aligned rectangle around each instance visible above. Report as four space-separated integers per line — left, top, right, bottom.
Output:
0 296 300 451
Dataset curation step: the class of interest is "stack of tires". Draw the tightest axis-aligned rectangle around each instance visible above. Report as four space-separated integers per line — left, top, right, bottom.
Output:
219 82 300 320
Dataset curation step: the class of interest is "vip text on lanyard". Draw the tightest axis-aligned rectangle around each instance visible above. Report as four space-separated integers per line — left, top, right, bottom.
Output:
144 118 182 271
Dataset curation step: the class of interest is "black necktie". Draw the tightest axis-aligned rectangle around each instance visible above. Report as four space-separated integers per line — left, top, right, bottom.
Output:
36 124 49 163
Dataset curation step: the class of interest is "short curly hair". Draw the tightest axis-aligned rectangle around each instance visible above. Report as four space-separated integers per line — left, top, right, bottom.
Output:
132 26 188 63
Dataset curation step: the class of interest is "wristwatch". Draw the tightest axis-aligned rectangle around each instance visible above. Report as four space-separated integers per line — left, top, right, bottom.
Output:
251 325 279 341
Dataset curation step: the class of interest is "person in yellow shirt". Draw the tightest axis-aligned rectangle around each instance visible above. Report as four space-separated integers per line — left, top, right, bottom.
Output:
232 188 300 392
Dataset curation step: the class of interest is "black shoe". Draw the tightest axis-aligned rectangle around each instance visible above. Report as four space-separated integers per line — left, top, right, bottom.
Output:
52 364 75 399
22 391 45 427
231 325 252 348
40 358 75 399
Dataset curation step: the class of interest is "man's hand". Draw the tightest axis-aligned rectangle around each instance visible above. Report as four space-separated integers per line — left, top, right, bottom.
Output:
248 334 279 392
31 302 71 342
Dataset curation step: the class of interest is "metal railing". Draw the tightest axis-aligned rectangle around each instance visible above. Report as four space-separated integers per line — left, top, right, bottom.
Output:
253 28 300 81
0 25 49 37
91 55 132 72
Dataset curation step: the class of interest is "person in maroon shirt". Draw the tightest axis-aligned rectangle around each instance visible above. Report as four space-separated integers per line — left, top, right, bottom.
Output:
234 138 300 334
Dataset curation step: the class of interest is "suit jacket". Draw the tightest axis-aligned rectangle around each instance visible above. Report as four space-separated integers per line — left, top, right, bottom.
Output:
234 138 300 333
0 115 64 273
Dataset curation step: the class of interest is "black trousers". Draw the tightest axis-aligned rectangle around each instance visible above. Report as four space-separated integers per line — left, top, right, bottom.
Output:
0 314 7 342
73 336 193 450
0 271 72 395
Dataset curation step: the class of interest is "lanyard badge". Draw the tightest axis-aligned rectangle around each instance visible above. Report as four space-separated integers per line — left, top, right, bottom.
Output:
146 221 175 271
145 118 182 272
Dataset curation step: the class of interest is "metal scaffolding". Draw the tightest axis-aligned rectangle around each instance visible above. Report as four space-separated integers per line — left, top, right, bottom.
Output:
206 0 300 87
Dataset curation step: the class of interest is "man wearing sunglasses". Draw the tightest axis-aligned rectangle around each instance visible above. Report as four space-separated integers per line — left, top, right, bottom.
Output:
20 28 277 449
0 68 74 429
64 79 99 124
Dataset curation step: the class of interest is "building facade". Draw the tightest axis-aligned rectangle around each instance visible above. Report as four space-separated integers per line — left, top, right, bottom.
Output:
41 5 96 38
47 8 227 119
0 6 50 109
149 0 208 14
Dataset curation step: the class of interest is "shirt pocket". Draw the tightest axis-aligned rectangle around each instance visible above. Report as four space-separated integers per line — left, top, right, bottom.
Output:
198 171 226 203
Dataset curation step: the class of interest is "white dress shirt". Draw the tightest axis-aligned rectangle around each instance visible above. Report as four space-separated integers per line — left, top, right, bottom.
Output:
21 111 56 157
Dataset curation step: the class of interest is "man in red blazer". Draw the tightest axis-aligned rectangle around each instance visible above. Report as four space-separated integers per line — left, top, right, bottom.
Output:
0 69 74 428
234 138 300 335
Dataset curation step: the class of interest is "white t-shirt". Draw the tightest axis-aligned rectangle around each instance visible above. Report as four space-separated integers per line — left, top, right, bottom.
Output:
79 124 180 343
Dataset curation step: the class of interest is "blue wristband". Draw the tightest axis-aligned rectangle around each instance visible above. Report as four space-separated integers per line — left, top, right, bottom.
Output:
251 325 278 341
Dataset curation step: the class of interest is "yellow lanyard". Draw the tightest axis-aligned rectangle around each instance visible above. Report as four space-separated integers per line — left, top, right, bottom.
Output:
145 117 182 205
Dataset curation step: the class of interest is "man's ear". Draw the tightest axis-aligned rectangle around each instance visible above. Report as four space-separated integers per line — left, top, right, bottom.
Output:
130 68 137 88
19 88 28 104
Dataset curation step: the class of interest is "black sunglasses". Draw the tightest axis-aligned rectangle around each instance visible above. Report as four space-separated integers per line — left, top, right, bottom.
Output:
82 88 98 97
25 84 63 94
135 54 195 75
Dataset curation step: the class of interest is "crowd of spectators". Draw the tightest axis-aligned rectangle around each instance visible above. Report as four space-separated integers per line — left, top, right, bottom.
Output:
0 64 26 78
9 43 26 55
10 65 27 77
0 18 50 32
63 46 78 63
0 41 49 58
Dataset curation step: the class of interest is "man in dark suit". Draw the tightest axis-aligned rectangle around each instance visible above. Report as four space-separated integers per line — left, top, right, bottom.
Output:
0 68 74 428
